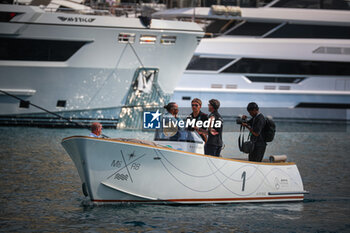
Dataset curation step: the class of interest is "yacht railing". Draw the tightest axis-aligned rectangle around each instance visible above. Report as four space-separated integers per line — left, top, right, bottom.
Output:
41 6 112 15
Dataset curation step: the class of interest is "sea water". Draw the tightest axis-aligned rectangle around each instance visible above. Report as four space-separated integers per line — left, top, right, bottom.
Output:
0 122 349 232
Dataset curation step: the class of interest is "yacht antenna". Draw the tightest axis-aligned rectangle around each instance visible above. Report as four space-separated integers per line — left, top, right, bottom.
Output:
127 41 145 68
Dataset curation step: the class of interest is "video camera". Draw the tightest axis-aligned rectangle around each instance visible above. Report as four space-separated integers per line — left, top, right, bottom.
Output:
236 116 247 125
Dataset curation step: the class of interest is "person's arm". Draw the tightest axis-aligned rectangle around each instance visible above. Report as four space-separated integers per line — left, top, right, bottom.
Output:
242 116 264 137
209 116 223 136
242 115 253 127
186 115 195 131
242 123 259 137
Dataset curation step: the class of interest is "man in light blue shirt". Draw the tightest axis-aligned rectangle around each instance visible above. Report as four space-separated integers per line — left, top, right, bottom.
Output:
90 122 102 138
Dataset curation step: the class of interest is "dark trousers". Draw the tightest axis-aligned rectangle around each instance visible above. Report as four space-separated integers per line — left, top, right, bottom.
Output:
249 144 266 162
205 144 222 157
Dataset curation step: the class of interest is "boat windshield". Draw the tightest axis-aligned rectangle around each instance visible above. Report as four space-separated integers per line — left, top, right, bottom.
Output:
154 128 204 143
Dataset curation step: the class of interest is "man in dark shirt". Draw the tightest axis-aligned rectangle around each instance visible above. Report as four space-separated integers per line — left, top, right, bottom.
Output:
242 102 267 162
187 98 208 142
205 99 223 157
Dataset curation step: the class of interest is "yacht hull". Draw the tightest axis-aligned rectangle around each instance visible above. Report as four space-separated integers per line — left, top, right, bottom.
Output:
173 37 350 121
0 4 203 126
173 89 350 121
61 136 307 204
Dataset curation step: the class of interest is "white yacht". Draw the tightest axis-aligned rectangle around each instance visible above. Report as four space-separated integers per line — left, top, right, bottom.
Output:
0 3 203 127
153 2 350 121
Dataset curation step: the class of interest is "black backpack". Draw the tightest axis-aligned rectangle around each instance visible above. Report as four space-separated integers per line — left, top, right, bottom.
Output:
264 116 276 142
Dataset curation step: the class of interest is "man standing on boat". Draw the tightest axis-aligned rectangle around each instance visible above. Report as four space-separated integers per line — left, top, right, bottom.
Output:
187 98 208 143
205 99 223 157
242 102 267 162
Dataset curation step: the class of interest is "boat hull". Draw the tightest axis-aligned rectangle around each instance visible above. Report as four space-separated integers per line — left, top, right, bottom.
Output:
62 136 306 204
173 36 350 121
0 4 203 126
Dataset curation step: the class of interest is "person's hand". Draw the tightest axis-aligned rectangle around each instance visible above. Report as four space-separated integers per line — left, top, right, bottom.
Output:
210 128 219 135
242 122 248 128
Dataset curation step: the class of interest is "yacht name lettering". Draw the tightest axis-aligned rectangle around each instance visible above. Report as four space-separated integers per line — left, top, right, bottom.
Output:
111 160 122 168
131 163 141 170
114 173 128 181
58 16 96 23
163 118 222 128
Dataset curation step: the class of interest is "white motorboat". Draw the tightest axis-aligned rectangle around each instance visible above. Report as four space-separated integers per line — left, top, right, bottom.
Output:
0 3 203 127
153 2 350 121
61 130 308 204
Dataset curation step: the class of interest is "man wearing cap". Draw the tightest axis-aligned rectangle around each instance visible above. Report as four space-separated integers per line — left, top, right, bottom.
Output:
205 99 223 157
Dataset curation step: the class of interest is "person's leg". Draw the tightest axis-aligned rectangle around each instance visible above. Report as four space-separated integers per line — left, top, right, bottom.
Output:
248 149 257 161
255 145 266 162
249 145 266 162
214 146 222 157
204 144 211 155
205 144 219 156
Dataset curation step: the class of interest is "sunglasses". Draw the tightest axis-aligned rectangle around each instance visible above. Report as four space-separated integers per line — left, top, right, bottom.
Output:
192 104 199 107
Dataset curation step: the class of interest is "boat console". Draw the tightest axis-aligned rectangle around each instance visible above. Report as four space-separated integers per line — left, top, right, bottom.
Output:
154 128 205 154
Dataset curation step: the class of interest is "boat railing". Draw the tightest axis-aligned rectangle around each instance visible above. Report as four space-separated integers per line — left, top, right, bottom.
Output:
42 6 112 16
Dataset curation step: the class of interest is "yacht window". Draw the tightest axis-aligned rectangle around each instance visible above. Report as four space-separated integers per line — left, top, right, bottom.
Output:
267 24 350 39
226 84 237 89
313 47 350 55
56 100 66 107
205 19 237 35
264 85 276 90
186 56 233 71
295 103 350 109
160 35 176 45
211 84 223 88
246 76 305 83
140 35 157 44
279 86 291 90
118 33 135 43
0 12 22 22
226 22 280 36
222 58 350 76
19 100 30 108
0 38 87 61
270 0 350 10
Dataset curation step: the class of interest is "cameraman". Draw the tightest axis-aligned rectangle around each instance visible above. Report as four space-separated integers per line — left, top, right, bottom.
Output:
241 102 266 162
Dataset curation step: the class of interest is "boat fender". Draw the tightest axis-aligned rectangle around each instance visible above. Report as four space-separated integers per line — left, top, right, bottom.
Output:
82 182 89 197
211 5 242 16
269 155 287 162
